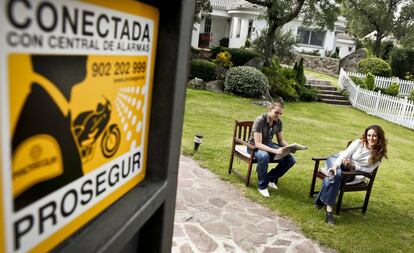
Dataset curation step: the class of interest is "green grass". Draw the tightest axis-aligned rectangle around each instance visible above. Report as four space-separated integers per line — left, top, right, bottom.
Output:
182 88 414 253
305 69 340 88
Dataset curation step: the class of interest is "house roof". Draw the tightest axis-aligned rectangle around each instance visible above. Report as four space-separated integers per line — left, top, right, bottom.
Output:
336 33 354 41
211 0 259 10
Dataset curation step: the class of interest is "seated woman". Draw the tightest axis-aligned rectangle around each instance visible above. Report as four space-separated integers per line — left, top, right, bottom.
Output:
314 125 388 225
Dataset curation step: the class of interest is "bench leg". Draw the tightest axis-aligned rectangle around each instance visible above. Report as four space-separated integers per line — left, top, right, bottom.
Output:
246 162 253 187
336 190 344 215
228 146 235 175
309 160 319 197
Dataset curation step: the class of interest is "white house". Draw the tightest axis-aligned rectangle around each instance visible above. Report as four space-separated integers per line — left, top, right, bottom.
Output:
191 0 357 59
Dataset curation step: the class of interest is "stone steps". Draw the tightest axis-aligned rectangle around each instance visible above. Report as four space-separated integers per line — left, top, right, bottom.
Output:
319 94 349 101
319 98 352 106
306 77 351 106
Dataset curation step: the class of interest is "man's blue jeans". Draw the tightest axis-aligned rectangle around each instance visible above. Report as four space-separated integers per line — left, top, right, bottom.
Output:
250 143 296 190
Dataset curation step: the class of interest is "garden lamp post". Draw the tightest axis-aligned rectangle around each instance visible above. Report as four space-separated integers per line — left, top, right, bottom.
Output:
194 133 203 151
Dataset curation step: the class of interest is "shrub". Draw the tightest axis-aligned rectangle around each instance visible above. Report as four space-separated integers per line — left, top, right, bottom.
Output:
293 58 306 86
357 58 392 77
385 82 399 96
219 37 229 47
251 28 296 62
411 89 414 101
210 47 261 66
227 48 261 66
262 64 299 101
190 59 216 81
365 72 375 91
224 66 269 98
299 87 319 101
390 48 414 79
212 51 233 68
350 76 367 88
191 47 200 60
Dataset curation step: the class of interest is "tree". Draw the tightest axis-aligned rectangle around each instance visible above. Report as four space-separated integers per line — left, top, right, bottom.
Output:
245 0 341 66
193 0 212 29
342 0 414 57
252 28 296 62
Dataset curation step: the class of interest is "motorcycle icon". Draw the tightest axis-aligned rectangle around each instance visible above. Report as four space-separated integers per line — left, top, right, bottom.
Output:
72 98 121 162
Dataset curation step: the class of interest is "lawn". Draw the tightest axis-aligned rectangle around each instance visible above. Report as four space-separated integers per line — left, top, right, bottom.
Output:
181 88 414 253
305 69 340 88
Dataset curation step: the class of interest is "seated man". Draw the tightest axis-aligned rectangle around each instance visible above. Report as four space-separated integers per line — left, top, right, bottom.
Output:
248 101 296 197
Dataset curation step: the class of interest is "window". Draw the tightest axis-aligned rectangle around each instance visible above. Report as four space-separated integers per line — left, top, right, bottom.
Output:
247 19 254 38
296 28 325 47
204 16 211 34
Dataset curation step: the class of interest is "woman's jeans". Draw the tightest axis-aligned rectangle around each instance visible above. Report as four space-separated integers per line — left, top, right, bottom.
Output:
249 143 296 190
315 154 354 206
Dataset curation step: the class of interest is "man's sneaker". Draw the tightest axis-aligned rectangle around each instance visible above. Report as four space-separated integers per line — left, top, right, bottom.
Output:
325 211 335 225
258 188 270 197
268 182 278 190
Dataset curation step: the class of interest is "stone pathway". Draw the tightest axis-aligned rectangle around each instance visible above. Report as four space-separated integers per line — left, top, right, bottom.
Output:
172 156 335 253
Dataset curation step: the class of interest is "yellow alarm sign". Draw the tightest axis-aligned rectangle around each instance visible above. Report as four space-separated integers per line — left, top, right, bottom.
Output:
0 1 159 252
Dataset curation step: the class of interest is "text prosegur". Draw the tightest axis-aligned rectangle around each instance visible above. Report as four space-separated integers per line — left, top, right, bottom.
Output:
13 151 141 251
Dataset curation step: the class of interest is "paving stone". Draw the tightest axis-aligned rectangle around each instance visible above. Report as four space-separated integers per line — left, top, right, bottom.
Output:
173 156 332 253
223 242 236 253
247 207 275 218
223 213 243 226
177 179 194 188
179 243 194 253
209 197 228 208
202 222 231 236
278 218 301 233
232 227 250 242
291 240 319 253
174 225 185 237
272 239 292 246
262 247 287 253
181 189 208 205
256 221 278 234
184 224 218 252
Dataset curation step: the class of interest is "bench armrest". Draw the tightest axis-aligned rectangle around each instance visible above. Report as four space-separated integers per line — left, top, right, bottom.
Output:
312 157 328 161
342 171 372 177
234 137 256 150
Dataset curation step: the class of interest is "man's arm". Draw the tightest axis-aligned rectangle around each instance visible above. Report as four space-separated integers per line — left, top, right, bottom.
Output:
254 132 288 155
276 131 288 147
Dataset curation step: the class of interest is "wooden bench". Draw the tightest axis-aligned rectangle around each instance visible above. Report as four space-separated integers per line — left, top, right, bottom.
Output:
309 141 379 214
228 120 279 186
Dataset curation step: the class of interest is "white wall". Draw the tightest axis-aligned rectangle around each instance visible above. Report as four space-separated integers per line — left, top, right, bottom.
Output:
210 17 229 47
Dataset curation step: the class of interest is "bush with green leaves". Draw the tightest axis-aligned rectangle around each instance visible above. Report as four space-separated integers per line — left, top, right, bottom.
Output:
210 47 260 66
385 82 399 96
224 66 269 98
190 59 216 81
262 61 298 101
350 76 367 88
390 48 414 79
357 57 392 77
293 58 306 86
219 37 229 47
365 72 375 91
299 87 319 101
251 28 296 62
212 51 233 68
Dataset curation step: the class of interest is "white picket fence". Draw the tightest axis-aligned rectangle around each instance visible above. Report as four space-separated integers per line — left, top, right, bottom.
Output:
345 71 414 96
339 69 414 129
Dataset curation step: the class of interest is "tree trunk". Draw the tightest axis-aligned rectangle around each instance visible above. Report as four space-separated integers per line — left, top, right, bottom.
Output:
374 32 383 57
264 22 279 66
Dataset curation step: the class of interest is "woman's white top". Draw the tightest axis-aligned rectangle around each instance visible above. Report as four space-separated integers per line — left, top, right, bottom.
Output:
334 139 380 173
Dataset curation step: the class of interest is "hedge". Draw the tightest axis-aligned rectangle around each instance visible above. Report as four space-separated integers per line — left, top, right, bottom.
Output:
358 58 392 77
224 66 269 98
190 59 216 81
